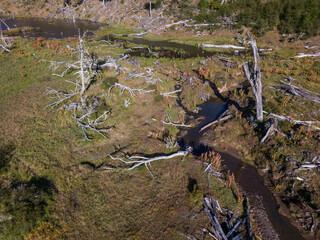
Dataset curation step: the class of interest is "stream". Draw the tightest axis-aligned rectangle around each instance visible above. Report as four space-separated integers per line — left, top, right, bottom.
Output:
1 17 305 239
180 99 305 240
102 35 243 59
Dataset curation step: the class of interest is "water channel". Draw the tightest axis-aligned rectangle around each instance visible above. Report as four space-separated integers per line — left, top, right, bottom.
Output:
180 100 305 240
1 17 306 239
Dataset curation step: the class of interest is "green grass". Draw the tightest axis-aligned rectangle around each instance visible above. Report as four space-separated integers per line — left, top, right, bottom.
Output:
0 36 243 239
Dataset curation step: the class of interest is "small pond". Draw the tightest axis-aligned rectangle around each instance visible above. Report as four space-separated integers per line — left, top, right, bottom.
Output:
0 17 102 38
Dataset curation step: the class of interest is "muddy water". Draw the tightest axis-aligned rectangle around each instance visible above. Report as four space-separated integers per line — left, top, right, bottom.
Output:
0 17 102 38
102 35 243 59
180 99 305 240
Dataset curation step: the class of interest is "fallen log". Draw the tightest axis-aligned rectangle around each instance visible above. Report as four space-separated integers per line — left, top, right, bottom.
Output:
260 119 282 144
161 113 191 128
279 80 320 104
203 198 228 240
108 150 189 179
160 89 182 98
263 111 320 130
226 219 243 238
244 197 253 240
202 44 245 50
200 111 234 132
298 163 320 169
294 52 320 58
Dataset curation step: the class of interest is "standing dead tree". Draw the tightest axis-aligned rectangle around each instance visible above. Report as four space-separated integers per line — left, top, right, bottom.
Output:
243 35 263 121
45 35 126 140
45 34 97 111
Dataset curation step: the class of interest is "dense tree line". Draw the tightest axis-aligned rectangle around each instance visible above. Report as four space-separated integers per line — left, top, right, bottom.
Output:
195 0 320 37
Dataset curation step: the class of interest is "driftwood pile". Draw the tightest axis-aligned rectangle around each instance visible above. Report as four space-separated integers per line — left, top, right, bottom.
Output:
202 197 253 240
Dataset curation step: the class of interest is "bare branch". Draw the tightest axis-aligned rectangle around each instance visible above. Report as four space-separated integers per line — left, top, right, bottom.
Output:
161 113 191 128
278 79 320 104
202 44 245 50
0 31 12 52
107 83 155 98
263 111 320 130
294 52 320 58
73 110 111 141
45 90 80 109
160 90 182 98
108 150 189 178
200 110 234 132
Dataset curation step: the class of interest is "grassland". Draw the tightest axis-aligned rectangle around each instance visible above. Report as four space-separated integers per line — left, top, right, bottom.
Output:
0 34 242 239
0 15 320 238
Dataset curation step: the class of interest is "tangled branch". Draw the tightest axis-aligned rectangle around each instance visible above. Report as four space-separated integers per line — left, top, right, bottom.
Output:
108 150 189 179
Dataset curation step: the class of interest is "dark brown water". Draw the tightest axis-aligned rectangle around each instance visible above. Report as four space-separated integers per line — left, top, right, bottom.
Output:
102 35 243 59
0 17 102 38
180 99 305 240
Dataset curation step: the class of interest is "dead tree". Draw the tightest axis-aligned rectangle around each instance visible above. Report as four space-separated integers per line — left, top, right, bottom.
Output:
278 78 320 104
243 35 263 121
0 31 12 53
108 150 189 179
263 111 320 131
200 110 234 132
45 35 115 140
202 197 250 240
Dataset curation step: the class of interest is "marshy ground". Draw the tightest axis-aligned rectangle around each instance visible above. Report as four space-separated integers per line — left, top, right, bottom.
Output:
0 20 320 240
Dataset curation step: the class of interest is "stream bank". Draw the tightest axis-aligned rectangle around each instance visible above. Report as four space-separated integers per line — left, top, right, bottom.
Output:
180 98 305 240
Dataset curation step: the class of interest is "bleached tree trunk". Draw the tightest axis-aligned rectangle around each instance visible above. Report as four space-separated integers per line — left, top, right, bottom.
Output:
79 38 86 96
243 37 263 121
149 1 152 17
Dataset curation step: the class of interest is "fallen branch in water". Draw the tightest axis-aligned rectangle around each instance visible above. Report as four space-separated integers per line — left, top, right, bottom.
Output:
200 110 234 132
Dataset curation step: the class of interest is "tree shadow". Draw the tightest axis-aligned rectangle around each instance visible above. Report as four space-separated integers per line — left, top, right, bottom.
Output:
0 144 15 173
